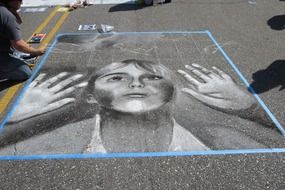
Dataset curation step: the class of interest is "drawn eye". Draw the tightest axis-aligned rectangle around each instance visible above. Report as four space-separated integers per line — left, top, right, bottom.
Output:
145 75 162 81
108 76 124 82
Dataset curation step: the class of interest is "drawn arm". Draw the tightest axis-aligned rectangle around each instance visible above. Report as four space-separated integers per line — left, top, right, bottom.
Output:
178 64 273 127
8 72 87 123
0 72 88 147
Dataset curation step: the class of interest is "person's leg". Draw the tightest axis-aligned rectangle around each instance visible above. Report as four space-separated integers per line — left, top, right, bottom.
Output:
0 70 7 81
0 55 32 81
144 0 153 5
6 64 32 81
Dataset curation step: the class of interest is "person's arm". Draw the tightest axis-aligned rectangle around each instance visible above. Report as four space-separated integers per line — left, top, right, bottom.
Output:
11 39 45 56
4 9 45 56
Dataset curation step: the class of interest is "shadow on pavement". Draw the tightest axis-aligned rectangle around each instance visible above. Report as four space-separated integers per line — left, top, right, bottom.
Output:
267 15 285 30
109 3 145 12
109 0 172 12
250 60 285 94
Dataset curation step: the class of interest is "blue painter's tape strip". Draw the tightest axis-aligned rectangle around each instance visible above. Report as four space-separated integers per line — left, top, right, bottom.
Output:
0 148 285 161
206 30 285 136
0 38 58 130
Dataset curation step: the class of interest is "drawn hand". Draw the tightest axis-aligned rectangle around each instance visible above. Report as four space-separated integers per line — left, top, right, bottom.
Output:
178 64 256 111
9 72 87 122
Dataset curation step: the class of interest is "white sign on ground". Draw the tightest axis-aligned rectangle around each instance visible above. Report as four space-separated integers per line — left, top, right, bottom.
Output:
78 24 97 31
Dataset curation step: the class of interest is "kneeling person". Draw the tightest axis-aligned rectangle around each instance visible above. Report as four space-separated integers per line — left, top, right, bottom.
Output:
0 0 45 81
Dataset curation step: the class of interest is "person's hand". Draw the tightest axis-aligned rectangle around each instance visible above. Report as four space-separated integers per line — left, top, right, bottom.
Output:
34 47 45 56
178 64 256 111
9 72 87 123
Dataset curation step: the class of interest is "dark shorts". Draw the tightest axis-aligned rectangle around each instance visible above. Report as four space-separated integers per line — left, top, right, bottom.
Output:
0 54 32 81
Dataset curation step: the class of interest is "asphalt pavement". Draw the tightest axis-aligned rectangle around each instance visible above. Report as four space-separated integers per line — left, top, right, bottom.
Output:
0 0 285 189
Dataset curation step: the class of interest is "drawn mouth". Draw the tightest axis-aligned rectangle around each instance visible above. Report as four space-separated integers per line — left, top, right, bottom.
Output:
125 93 147 98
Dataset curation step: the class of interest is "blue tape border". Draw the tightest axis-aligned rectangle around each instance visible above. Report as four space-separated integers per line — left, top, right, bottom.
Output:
0 30 284 161
0 148 285 161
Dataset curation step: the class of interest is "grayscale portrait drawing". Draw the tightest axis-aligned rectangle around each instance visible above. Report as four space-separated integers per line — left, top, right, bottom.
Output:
0 33 284 155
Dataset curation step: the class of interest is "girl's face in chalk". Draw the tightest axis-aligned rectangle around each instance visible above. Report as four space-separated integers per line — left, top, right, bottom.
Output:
94 64 174 113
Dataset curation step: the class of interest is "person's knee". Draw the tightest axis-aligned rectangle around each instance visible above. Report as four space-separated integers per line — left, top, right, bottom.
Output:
20 69 32 80
18 66 32 80
7 66 32 81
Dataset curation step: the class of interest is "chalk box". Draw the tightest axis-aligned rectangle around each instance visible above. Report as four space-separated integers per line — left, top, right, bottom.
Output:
28 33 46 43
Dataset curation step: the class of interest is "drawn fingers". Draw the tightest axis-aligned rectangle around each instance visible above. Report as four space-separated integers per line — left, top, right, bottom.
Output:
185 64 212 82
29 73 46 88
191 63 221 79
50 82 88 101
49 74 84 93
180 64 232 84
38 72 68 88
212 66 231 79
177 70 200 88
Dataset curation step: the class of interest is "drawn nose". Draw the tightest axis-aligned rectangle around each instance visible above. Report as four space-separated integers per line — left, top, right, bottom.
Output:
129 80 144 88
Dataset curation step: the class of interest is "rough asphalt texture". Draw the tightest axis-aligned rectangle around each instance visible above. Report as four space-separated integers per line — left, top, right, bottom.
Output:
0 0 285 189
